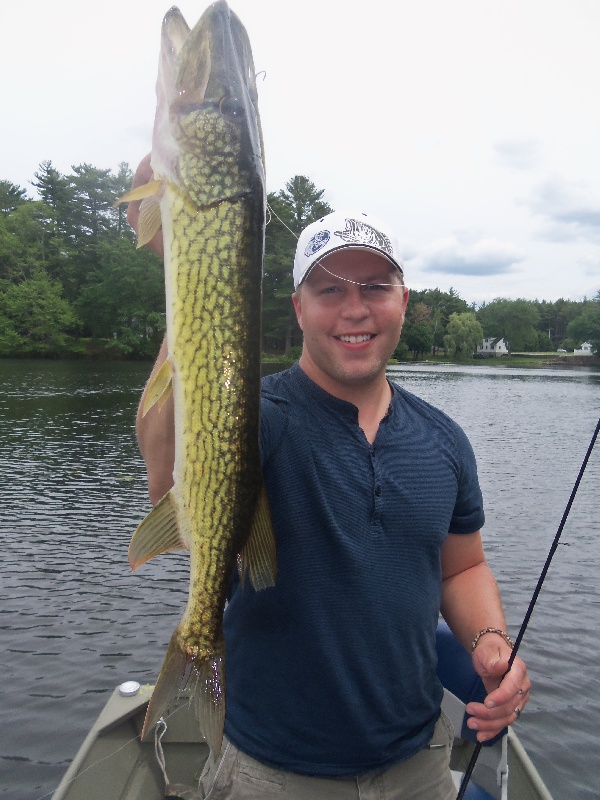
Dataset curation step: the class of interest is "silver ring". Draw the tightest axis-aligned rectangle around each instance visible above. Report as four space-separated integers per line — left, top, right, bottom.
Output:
517 688 525 696
514 707 521 719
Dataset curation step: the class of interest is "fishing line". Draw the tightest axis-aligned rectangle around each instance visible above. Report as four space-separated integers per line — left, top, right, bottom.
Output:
457 416 600 800
266 203 406 288
35 701 189 800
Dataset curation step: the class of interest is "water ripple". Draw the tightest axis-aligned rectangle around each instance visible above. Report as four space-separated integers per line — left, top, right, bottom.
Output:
1 359 599 799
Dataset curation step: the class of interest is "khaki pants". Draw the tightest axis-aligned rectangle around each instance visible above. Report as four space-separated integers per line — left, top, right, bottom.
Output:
198 713 456 800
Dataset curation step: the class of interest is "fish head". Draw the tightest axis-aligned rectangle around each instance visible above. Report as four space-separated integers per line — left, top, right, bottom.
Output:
152 1 264 209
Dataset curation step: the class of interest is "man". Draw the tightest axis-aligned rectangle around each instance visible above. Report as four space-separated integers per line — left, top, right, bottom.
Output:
130 175 530 799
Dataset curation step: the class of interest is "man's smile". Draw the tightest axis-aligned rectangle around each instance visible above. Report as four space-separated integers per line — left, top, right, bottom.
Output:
336 334 374 344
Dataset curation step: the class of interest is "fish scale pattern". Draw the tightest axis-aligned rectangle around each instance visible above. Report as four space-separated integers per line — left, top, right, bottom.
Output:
166 194 263 659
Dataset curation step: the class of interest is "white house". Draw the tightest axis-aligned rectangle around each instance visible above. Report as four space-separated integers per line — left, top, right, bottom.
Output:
476 337 509 357
574 341 594 356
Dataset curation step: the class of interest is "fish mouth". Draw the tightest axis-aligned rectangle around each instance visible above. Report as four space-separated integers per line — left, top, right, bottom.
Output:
153 1 264 206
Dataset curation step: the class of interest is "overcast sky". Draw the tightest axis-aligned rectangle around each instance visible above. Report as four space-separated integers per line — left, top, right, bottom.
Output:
2 0 599 305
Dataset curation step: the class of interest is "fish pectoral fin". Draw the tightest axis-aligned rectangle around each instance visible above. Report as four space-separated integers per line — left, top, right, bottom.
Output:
114 179 164 248
116 179 163 205
239 483 277 591
136 196 163 248
141 627 188 740
142 358 173 417
193 646 226 757
128 491 186 570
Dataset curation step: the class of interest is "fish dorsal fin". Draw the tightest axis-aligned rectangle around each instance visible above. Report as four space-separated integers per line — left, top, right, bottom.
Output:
238 483 277 591
142 358 173 417
128 491 186 570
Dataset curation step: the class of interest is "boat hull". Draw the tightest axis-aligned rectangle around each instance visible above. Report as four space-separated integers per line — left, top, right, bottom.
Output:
51 682 553 800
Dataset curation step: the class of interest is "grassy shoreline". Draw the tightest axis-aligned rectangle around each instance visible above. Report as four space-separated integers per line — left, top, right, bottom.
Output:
263 351 600 369
388 354 599 369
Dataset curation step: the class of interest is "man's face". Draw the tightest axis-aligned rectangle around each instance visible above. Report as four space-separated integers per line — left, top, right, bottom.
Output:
292 249 409 396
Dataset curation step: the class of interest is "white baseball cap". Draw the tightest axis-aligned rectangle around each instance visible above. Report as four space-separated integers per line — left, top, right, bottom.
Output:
293 210 403 289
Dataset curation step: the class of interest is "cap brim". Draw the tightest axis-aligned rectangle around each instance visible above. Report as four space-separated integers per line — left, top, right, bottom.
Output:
299 244 403 286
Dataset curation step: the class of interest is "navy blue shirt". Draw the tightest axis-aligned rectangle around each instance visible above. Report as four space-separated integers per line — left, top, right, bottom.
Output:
224 364 484 776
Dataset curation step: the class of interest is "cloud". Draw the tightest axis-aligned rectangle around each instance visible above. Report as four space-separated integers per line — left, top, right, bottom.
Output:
408 236 524 276
530 175 600 241
494 137 541 171
575 253 600 277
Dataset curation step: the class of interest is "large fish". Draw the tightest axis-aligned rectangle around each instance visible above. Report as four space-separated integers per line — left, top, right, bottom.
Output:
119 1 275 754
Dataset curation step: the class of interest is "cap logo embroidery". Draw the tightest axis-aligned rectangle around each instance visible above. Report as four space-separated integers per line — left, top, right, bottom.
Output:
304 230 331 258
334 218 394 256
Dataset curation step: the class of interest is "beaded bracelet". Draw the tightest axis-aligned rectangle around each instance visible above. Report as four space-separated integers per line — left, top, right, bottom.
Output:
471 627 514 652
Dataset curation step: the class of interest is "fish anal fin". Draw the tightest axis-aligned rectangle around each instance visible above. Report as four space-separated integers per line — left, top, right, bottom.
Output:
239 483 277 591
141 628 188 740
128 491 186 570
142 358 173 417
193 648 226 756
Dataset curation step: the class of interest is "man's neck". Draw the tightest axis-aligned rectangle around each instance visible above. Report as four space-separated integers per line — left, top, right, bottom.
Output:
353 380 393 445
298 359 392 444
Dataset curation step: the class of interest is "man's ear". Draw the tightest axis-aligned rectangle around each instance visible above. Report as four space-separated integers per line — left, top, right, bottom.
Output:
292 291 303 331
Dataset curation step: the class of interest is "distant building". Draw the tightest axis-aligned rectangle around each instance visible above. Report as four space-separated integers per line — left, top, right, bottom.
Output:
476 337 510 357
574 341 594 356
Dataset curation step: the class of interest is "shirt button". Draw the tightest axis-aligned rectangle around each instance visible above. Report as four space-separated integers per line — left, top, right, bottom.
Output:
375 486 382 497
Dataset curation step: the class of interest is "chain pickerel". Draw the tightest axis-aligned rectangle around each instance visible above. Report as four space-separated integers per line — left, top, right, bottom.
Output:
118 1 275 754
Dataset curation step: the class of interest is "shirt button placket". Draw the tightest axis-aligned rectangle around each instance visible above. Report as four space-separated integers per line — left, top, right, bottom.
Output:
370 447 383 532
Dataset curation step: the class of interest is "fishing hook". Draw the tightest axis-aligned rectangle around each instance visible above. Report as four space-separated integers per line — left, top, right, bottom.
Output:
457 416 600 799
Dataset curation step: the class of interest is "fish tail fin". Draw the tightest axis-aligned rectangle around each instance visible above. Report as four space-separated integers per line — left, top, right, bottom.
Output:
141 627 188 740
238 482 277 591
193 645 226 756
128 491 187 570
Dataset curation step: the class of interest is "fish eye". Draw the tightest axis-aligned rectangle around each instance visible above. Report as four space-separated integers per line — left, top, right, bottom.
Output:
219 96 244 118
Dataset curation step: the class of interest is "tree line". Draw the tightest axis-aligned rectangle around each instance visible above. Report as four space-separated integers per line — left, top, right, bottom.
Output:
1 164 598 360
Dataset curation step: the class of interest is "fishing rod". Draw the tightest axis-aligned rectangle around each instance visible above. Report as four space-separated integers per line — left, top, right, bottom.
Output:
457 416 600 800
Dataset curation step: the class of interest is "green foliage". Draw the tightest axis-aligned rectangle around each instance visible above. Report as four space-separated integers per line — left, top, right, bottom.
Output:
477 298 541 351
567 294 600 354
75 236 165 355
0 180 29 216
398 287 468 358
0 270 79 355
444 312 484 359
404 320 434 359
0 162 598 364
404 287 469 353
0 161 161 358
263 176 332 354
536 297 584 347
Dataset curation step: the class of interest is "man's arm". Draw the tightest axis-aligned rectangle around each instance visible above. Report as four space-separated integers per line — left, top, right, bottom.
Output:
440 531 531 742
127 156 174 505
136 336 175 504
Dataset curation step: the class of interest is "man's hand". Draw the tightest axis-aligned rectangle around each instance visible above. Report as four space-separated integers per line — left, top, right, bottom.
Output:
467 636 531 742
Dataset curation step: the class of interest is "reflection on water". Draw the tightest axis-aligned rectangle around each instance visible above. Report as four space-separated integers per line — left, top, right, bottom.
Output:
1 359 599 799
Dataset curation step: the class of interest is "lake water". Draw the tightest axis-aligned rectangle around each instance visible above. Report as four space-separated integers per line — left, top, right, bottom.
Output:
1 358 599 800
